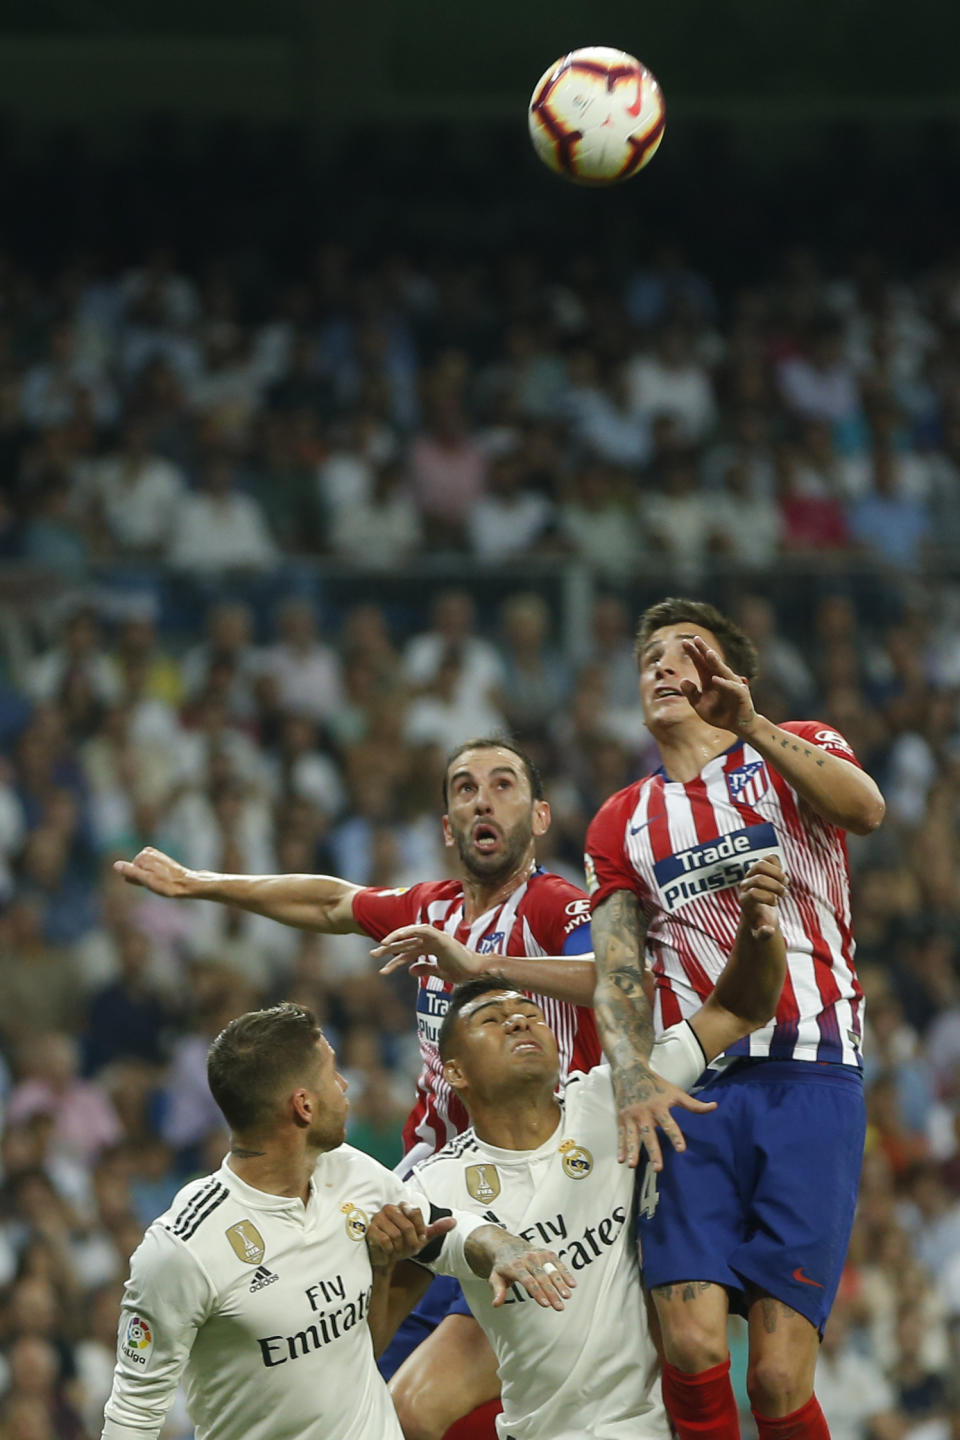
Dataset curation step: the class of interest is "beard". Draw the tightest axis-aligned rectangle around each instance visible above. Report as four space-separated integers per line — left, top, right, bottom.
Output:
451 816 533 885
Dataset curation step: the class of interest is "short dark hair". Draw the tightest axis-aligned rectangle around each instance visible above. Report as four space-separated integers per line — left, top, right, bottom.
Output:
634 597 759 683
437 977 515 1062
207 1002 321 1133
442 738 544 807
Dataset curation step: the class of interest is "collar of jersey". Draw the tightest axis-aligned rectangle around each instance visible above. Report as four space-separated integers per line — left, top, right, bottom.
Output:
653 736 743 780
218 1158 315 1211
468 1109 564 1166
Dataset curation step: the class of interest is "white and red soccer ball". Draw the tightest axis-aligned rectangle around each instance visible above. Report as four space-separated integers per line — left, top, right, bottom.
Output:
528 46 666 186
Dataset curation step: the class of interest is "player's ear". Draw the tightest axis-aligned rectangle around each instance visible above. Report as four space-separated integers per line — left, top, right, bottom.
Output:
443 1057 467 1096
290 1086 312 1129
441 814 456 850
531 800 551 838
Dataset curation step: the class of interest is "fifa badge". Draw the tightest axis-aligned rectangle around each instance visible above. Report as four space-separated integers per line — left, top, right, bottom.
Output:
226 1220 266 1265
465 1164 501 1202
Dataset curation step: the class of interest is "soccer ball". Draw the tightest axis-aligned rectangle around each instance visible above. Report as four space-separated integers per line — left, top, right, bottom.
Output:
528 46 666 186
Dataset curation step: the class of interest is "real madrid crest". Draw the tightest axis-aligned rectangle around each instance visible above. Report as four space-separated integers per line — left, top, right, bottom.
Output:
341 1202 368 1241
559 1140 593 1179
226 1219 266 1264
465 1164 501 1203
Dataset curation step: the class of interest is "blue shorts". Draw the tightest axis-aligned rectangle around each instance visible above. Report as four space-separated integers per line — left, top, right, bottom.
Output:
377 1275 472 1380
637 1059 865 1332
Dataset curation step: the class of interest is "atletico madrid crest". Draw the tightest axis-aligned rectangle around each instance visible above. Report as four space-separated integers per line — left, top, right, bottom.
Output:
726 761 768 808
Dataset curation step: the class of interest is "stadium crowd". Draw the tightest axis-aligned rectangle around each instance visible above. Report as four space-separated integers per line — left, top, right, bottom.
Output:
0 234 959 1440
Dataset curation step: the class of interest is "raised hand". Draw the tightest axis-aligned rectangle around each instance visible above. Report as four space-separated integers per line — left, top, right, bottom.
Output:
738 857 787 940
373 924 483 984
365 1203 456 1271
113 847 193 898
680 635 756 733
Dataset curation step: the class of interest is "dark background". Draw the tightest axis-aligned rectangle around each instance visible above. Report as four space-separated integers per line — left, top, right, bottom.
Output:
2 1 960 279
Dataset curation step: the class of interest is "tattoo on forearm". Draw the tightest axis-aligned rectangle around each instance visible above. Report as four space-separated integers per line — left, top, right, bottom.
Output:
773 731 825 767
592 892 655 1083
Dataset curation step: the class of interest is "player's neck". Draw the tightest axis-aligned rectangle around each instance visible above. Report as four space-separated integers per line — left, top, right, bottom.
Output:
470 1091 561 1153
461 852 537 924
652 716 738 783
227 1137 321 1205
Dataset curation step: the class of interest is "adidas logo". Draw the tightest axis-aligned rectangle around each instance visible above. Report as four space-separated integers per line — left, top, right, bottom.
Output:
249 1265 279 1292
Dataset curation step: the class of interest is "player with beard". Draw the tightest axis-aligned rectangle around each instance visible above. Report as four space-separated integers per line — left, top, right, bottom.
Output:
116 738 708 1439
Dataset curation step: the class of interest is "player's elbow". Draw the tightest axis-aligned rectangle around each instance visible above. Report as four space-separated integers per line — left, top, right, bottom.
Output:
844 789 886 836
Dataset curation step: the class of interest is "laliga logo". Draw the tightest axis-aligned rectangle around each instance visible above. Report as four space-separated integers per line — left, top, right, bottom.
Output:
122 1314 154 1365
126 1316 152 1350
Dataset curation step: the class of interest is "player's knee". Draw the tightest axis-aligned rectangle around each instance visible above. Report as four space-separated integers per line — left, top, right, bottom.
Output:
389 1371 447 1440
658 1315 728 1374
746 1355 813 1416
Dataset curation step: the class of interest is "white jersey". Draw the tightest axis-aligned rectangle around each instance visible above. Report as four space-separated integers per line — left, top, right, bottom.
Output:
101 1148 479 1440
411 1023 704 1440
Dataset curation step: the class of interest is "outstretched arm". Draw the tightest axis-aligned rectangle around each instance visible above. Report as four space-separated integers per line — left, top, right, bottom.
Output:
592 890 716 1171
113 847 364 934
687 857 788 1062
679 636 885 835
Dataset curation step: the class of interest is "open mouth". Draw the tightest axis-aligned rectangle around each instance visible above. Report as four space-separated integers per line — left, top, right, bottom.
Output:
472 823 501 853
512 1039 541 1054
654 685 684 700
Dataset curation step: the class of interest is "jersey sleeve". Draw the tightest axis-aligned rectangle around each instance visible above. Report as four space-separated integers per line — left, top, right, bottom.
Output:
101 1226 215 1440
350 883 430 942
525 873 594 956
651 1022 708 1091
778 720 864 770
584 787 643 911
401 1177 486 1280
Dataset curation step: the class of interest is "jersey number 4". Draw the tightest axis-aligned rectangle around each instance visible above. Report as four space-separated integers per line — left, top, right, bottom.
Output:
638 1163 660 1219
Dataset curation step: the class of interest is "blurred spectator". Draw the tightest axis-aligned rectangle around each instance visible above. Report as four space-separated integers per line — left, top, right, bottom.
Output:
328 458 424 569
625 325 717 442
83 923 173 1075
80 419 186 557
404 589 504 721
815 1303 901 1440
407 396 487 547
707 461 781 569
778 319 862 427
25 607 120 709
848 452 932 569
467 454 554 562
497 592 571 741
7 1034 123 1164
257 598 343 726
19 323 118 431
167 456 278 572
565 350 652 467
639 453 714 583
558 463 642 577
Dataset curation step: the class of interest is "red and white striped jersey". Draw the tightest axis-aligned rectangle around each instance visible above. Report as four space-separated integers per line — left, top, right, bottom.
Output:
352 868 601 1168
585 722 865 1069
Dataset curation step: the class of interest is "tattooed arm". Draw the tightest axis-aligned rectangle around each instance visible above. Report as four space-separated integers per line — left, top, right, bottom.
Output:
592 889 717 1171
